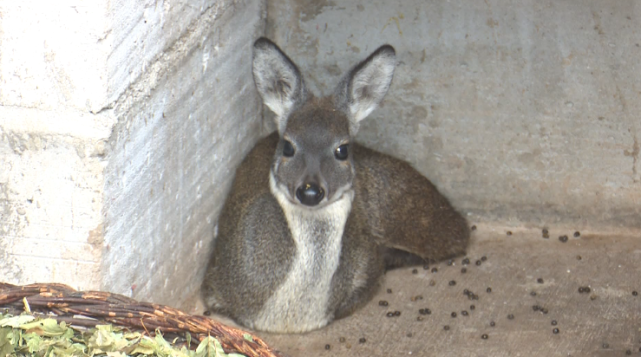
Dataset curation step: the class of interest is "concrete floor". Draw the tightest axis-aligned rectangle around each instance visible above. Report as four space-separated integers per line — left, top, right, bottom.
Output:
205 225 641 357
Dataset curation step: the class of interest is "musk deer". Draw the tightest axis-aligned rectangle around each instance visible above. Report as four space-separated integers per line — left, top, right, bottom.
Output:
202 38 470 333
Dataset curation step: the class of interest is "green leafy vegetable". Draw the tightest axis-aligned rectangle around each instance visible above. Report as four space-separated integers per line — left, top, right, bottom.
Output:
0 312 247 357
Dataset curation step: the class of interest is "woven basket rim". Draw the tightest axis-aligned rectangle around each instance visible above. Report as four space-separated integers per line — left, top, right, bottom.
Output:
0 282 288 357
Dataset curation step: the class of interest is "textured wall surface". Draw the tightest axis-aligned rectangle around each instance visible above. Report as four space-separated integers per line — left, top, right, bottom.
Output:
0 113 112 289
1 0 266 310
0 0 116 288
266 0 641 232
101 0 265 307
0 1 109 112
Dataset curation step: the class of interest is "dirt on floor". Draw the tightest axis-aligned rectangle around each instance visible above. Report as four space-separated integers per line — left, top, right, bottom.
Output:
201 225 641 357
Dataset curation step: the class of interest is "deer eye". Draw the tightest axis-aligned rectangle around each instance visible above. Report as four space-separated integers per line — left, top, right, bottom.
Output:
283 140 295 157
334 144 349 161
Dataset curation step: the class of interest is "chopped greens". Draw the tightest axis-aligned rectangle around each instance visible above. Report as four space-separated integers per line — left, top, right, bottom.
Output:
0 312 246 357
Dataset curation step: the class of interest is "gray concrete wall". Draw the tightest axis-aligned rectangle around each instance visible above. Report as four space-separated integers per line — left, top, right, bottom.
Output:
0 0 121 289
266 0 641 232
1 0 266 310
102 0 266 307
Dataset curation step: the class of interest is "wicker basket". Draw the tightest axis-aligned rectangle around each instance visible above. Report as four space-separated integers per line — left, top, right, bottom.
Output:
0 283 288 357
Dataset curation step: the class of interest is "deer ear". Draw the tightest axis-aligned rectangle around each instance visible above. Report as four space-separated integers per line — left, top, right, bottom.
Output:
334 45 396 134
252 38 308 133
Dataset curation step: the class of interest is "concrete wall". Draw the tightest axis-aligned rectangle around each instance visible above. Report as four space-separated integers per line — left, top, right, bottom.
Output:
1 0 266 309
0 0 119 289
101 0 266 307
266 0 641 232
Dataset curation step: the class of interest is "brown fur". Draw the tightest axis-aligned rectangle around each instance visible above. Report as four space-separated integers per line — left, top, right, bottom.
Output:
201 38 470 333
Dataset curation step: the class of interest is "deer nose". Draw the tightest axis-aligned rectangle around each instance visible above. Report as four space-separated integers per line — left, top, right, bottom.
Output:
296 183 324 206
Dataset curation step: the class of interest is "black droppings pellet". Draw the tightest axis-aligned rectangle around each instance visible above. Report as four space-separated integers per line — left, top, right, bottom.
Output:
541 308 549 314
551 320 557 326
464 289 470 295
461 268 467 273
584 287 591 293
461 310 468 316
602 343 609 349
574 231 581 237
625 349 631 355
507 314 515 320
486 287 492 293
417 316 424 321
470 305 476 310
431 268 438 273
406 332 413 338
537 278 544 284
506 231 512 236
339 337 346 343
451 312 457 318
481 256 487 261
462 258 470 265
387 288 392 294
578 287 584 293
449 280 457 286
481 334 489 339
423 264 430 270
419 308 432 315
359 338 366 344
552 328 559 334
530 291 537 296
476 260 482 266
447 259 454 266
532 305 540 311
489 321 496 327
559 235 568 243
633 291 638 296
471 225 477 231
412 269 418 274
386 312 395 318
394 311 401 316
542 228 548 235
325 344 331 350
379 300 389 306
576 255 582 260
203 310 212 316
443 325 450 331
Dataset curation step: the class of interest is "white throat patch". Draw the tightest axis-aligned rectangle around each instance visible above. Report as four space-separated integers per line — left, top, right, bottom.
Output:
252 173 354 332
